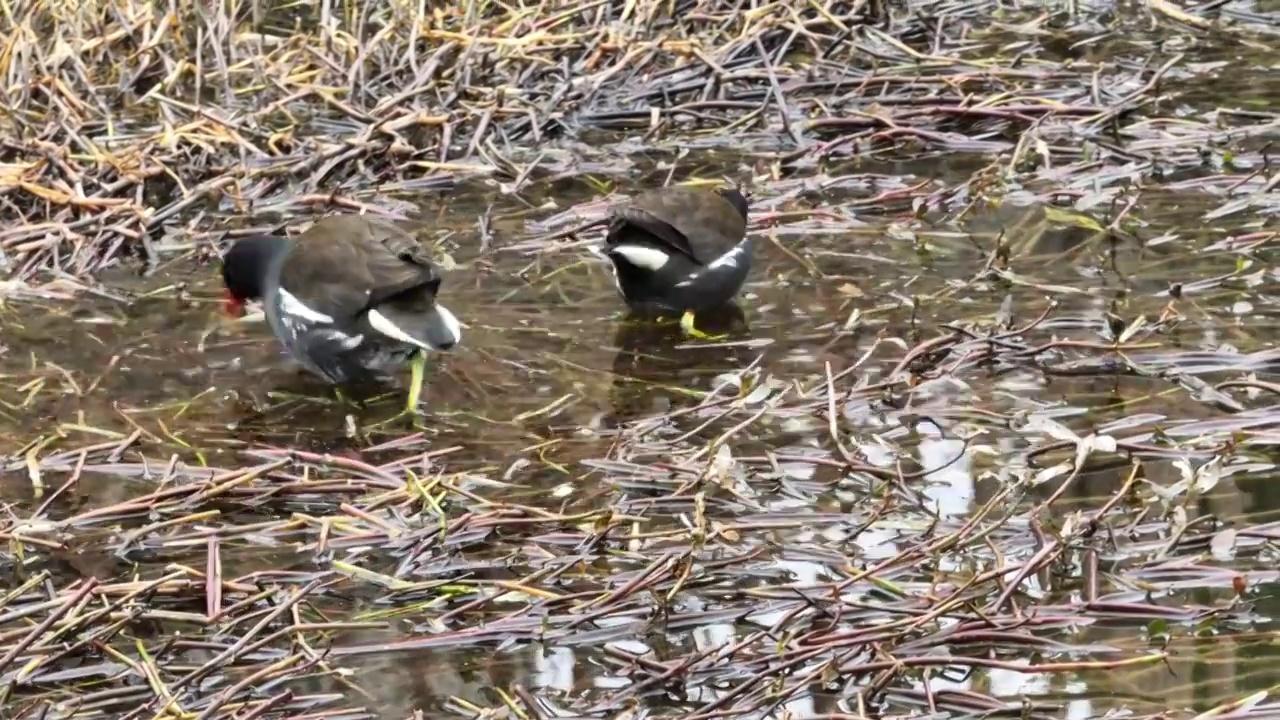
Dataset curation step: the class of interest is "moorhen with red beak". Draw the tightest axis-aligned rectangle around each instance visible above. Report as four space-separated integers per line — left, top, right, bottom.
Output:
220 214 462 420
603 184 752 339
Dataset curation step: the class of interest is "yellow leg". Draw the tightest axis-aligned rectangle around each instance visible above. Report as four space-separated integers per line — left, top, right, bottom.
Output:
680 310 727 341
404 349 426 416
368 350 429 430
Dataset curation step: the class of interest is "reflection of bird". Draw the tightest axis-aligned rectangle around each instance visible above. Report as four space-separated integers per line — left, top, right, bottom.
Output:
603 185 752 340
219 214 462 422
607 304 750 426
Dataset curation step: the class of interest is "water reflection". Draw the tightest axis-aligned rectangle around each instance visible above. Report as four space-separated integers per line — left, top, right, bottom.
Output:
606 304 753 427
5 182 1280 720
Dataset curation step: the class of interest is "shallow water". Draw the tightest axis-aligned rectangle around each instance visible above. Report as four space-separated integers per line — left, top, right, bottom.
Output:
5 170 1280 717
4 7 1280 719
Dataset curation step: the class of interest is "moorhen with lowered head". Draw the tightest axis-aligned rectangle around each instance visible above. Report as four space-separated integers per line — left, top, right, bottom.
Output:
220 214 462 420
603 184 752 339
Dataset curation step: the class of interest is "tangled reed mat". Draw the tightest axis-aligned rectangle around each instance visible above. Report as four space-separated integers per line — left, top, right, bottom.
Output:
1 0 1279 718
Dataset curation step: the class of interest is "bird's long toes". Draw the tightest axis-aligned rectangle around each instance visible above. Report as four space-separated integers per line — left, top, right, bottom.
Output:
679 310 730 341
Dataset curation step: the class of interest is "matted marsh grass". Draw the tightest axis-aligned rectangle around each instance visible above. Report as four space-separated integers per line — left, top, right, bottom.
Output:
2 0 1280 719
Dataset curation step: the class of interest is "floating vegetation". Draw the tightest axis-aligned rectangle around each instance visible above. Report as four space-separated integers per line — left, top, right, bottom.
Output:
1 0 1279 719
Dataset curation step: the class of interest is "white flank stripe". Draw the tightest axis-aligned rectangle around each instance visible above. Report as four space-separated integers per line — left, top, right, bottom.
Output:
278 287 335 324
677 242 749 287
611 245 671 271
706 242 746 270
318 329 365 350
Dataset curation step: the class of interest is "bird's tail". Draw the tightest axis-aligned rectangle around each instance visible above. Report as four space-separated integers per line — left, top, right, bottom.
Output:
366 291 462 352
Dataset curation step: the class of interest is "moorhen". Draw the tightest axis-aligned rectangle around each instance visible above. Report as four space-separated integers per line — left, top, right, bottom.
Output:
603 185 752 339
219 214 462 419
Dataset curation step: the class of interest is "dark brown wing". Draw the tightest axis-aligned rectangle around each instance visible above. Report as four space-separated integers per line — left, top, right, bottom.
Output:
277 215 437 321
355 216 441 307
608 189 700 262
610 187 747 265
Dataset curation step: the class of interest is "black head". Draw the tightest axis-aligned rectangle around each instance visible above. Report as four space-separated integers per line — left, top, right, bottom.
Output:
220 235 290 315
716 187 750 221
